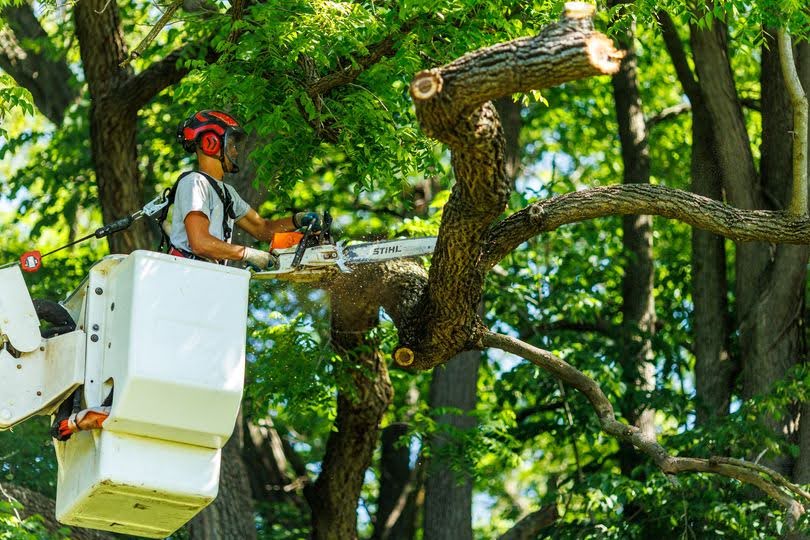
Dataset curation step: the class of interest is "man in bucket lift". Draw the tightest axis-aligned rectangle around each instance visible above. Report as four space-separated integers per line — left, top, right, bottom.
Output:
169 109 320 267
53 109 320 440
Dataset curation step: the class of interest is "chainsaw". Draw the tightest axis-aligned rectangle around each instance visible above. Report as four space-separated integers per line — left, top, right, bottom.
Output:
252 211 437 281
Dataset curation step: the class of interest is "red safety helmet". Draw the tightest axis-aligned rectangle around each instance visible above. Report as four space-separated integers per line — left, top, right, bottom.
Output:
177 110 246 173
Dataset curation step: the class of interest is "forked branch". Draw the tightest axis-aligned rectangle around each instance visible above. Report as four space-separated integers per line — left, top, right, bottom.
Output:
481 331 808 526
398 2 622 370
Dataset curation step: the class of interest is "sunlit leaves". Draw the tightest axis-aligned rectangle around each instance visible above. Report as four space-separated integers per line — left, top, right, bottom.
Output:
0 75 34 140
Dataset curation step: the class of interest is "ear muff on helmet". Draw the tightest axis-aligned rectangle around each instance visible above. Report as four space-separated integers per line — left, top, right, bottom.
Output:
199 131 222 156
177 110 242 155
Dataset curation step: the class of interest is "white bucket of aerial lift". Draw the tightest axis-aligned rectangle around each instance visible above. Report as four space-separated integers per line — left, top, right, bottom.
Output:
0 265 85 429
54 250 250 538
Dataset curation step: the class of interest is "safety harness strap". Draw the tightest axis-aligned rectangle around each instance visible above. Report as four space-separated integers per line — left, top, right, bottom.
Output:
154 171 237 257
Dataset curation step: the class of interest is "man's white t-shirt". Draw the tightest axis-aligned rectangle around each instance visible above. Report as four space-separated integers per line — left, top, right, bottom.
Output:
169 172 250 254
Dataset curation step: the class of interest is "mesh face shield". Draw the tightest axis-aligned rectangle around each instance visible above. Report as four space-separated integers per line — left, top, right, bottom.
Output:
223 128 246 173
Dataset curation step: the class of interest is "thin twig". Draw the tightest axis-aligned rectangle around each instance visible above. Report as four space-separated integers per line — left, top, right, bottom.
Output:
0 482 21 521
558 380 584 482
119 0 184 68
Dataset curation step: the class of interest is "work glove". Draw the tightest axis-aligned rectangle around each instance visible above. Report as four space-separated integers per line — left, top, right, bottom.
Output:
293 211 321 231
51 406 111 442
242 246 273 270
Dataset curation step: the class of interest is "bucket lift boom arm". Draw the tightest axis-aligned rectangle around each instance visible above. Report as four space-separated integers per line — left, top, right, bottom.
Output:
0 265 85 430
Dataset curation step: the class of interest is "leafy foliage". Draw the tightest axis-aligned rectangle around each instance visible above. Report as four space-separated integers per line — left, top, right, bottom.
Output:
0 502 63 540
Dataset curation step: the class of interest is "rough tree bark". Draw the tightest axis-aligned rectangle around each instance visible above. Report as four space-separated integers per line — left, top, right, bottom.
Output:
609 1 657 478
422 94 522 540
658 11 732 424
0 2 77 125
305 271 396 539
393 3 623 371
423 351 481 540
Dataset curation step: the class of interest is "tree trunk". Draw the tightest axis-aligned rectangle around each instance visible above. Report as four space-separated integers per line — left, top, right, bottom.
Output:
689 17 808 476
73 0 151 254
0 2 76 124
305 282 394 539
657 11 733 423
73 0 195 254
793 42 810 486
609 2 656 475
189 411 257 540
690 103 733 423
423 350 480 540
373 423 418 540
736 33 809 477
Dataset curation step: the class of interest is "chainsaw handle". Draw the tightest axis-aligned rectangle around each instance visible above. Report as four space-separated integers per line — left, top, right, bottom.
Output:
321 211 333 244
291 222 316 268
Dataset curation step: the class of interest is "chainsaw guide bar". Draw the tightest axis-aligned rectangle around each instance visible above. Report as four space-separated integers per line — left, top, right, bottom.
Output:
252 237 437 282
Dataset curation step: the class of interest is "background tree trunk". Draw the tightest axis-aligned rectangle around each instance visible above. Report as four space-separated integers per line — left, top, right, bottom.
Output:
0 2 76 125
690 18 809 478
757 36 809 479
188 411 257 540
73 0 152 254
423 350 480 540
373 422 418 540
658 12 733 424
609 3 656 478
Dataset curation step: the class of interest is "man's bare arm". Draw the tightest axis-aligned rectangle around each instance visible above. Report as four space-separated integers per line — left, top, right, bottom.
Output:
236 208 296 242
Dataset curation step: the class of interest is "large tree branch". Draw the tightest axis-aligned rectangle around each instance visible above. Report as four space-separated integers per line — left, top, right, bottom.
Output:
482 183 810 269
0 3 77 124
480 331 808 528
393 2 621 370
117 41 218 113
410 2 622 141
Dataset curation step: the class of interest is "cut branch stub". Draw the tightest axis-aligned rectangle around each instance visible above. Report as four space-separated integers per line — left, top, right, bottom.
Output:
410 69 442 100
393 347 415 367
